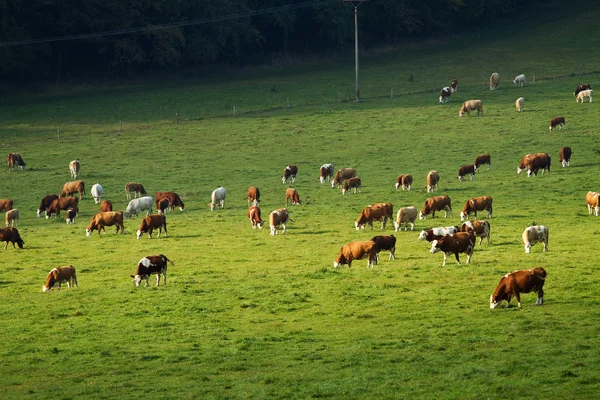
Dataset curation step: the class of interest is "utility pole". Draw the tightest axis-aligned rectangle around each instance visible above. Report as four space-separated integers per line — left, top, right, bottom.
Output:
343 0 368 103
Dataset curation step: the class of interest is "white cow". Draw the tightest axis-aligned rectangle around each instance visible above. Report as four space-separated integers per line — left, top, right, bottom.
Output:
394 206 417 231
125 196 153 218
210 187 226 211
522 225 549 253
513 74 526 86
91 183 103 204
576 89 593 103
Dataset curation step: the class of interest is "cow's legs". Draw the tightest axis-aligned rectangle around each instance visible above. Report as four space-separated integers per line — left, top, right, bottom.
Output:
164 225 167 238
389 247 395 260
542 238 548 252
281 223 286 234
515 291 522 307
536 288 544 305
466 251 472 264
441 253 447 267
156 273 160 286
454 251 461 264
144 276 150 287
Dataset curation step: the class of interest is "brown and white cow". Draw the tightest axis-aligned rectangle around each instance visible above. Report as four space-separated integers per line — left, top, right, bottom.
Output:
66 208 76 224
460 220 491 245
5 209 19 227
131 254 174 287
517 153 551 177
474 154 491 171
559 146 572 167
69 160 80 179
586 191 599 216
426 170 439 193
420 195 452 220
439 86 451 104
319 164 334 184
126 182 147 199
522 225 548 253
37 194 59 218
7 153 26 172
573 84 591 97
248 206 265 229
394 206 417 231
46 197 79 219
136 214 167 239
60 180 85 200
342 177 362 195
86 211 125 236
371 235 396 262
490 267 546 308
157 198 170 215
418 226 460 242
269 208 291 235
155 192 184 211
430 231 476 266
331 168 356 188
395 174 413 191
355 202 393 230
285 188 301 205
100 200 113 212
489 72 500 90
282 165 298 184
0 199 14 212
451 78 458 92
549 116 565 131
42 265 78 292
334 241 377 268
247 186 260 206
457 164 476 181
460 196 493 221
0 227 24 249
459 100 483 117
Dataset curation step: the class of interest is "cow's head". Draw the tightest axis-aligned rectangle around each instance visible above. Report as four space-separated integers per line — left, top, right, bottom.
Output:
333 251 347 268
460 211 468 221
355 220 365 230
85 228 92 237
417 230 428 240
136 229 143 239
36 209 44 218
131 274 144 287
430 240 441 254
419 211 428 220
490 294 502 309
457 175 464 181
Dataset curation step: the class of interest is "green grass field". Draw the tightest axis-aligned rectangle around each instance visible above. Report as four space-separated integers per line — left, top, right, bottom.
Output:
2 5 600 399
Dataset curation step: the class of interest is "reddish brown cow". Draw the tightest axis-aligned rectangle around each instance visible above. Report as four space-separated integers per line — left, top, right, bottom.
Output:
0 199 14 212
285 188 301 205
136 214 167 239
66 208 77 224
559 146 572 167
451 78 458 92
426 170 439 193
319 164 334 184
100 200 113 212
395 174 413 191
125 182 147 199
460 196 493 221
46 197 79 219
85 211 125 236
457 164 476 181
334 241 377 268
355 202 393 230
549 116 565 131
248 206 265 229
282 165 298 184
155 192 184 211
371 235 396 261
0 227 24 249
420 195 452 219
42 266 78 292
474 154 491 171
430 231 476 266
7 153 26 172
60 180 85 200
131 254 174 287
37 194 59 218
460 220 491 245
586 191 600 216
439 87 451 104
157 198 170 215
342 177 362 195
490 268 546 308
517 153 551 177
247 186 260 206
331 168 356 188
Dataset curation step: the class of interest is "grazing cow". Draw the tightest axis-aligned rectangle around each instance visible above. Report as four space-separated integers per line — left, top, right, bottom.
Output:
157 198 170 215
131 254 174 287
451 78 458 92
5 209 19 227
355 202 393 230
513 74 526 86
371 235 396 261
439 86 451 104
516 97 524 112
489 72 500 90
85 211 125 236
42 266 78 292
490 268 546 309
248 206 265 229
125 182 147 199
269 208 291 235
155 192 184 212
319 164 334 184
60 180 85 200
136 214 167 239
100 200 113 212
418 226 460 242
576 89 593 103
460 196 493 221
331 168 356 188
426 170 440 193
247 186 260 206
586 191 599 216
334 240 377 268
559 146 572 167
459 100 483 117
574 84 591 97
342 177 362 195
282 165 298 184
474 154 491 171
430 231 476 267
522 225 549 253
420 195 452 220
394 206 417 231
7 153 26 172
517 153 551 177
460 220 491 245
46 197 79 219
91 183 103 204
395 174 413 191
37 194 59 218
69 160 80 179
0 199 14 212
549 116 566 131
457 164 476 181
65 208 76 224
0 227 24 249
125 196 153 218
285 188 301 205
210 187 226 211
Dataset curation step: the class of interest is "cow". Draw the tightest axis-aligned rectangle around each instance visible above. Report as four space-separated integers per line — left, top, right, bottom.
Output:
395 174 413 191
285 188 301 206
517 153 551 177
459 100 483 117
247 186 260 206
586 191 599 216
157 198 170 215
420 195 452 220
474 154 491 171
60 180 85 200
155 192 184 212
460 196 493 221
490 268 546 309
342 177 362 195
210 187 226 211
37 194 59 218
516 97 524 112
319 164 334 184
136 214 167 239
42 266 78 292
355 202 393 230
574 84 591 97
5 209 19 227
439 86 451 104
457 164 476 181
522 225 549 253
269 208 291 235
576 89 593 103
489 72 500 90
131 254 174 287
549 116 565 131
418 226 460 242
331 168 356 188
125 196 153 218
7 153 26 172
46 197 79 219
100 200 113 212
371 235 396 262
248 206 265 229
85 211 125 236
460 220 491 245
69 160 80 179
0 199 14 212
451 78 458 92
430 231 476 267
66 208 76 224
125 182 147 199
91 183 103 204
334 241 377 268
282 165 298 184
559 146 572 167
394 206 417 231
513 74 526 86
426 170 439 193
0 227 24 249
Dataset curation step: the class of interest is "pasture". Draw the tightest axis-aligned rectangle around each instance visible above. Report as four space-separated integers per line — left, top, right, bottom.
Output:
2 6 600 399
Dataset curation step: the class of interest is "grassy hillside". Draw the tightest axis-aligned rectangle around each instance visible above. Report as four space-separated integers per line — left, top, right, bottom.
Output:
2 4 600 399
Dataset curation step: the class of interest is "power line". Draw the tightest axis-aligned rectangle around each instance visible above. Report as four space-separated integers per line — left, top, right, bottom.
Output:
0 0 334 47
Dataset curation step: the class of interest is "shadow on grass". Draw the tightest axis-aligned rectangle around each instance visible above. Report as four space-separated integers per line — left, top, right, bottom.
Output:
0 280 15 285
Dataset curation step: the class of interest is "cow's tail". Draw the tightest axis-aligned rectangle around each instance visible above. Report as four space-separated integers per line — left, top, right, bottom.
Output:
161 254 175 266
